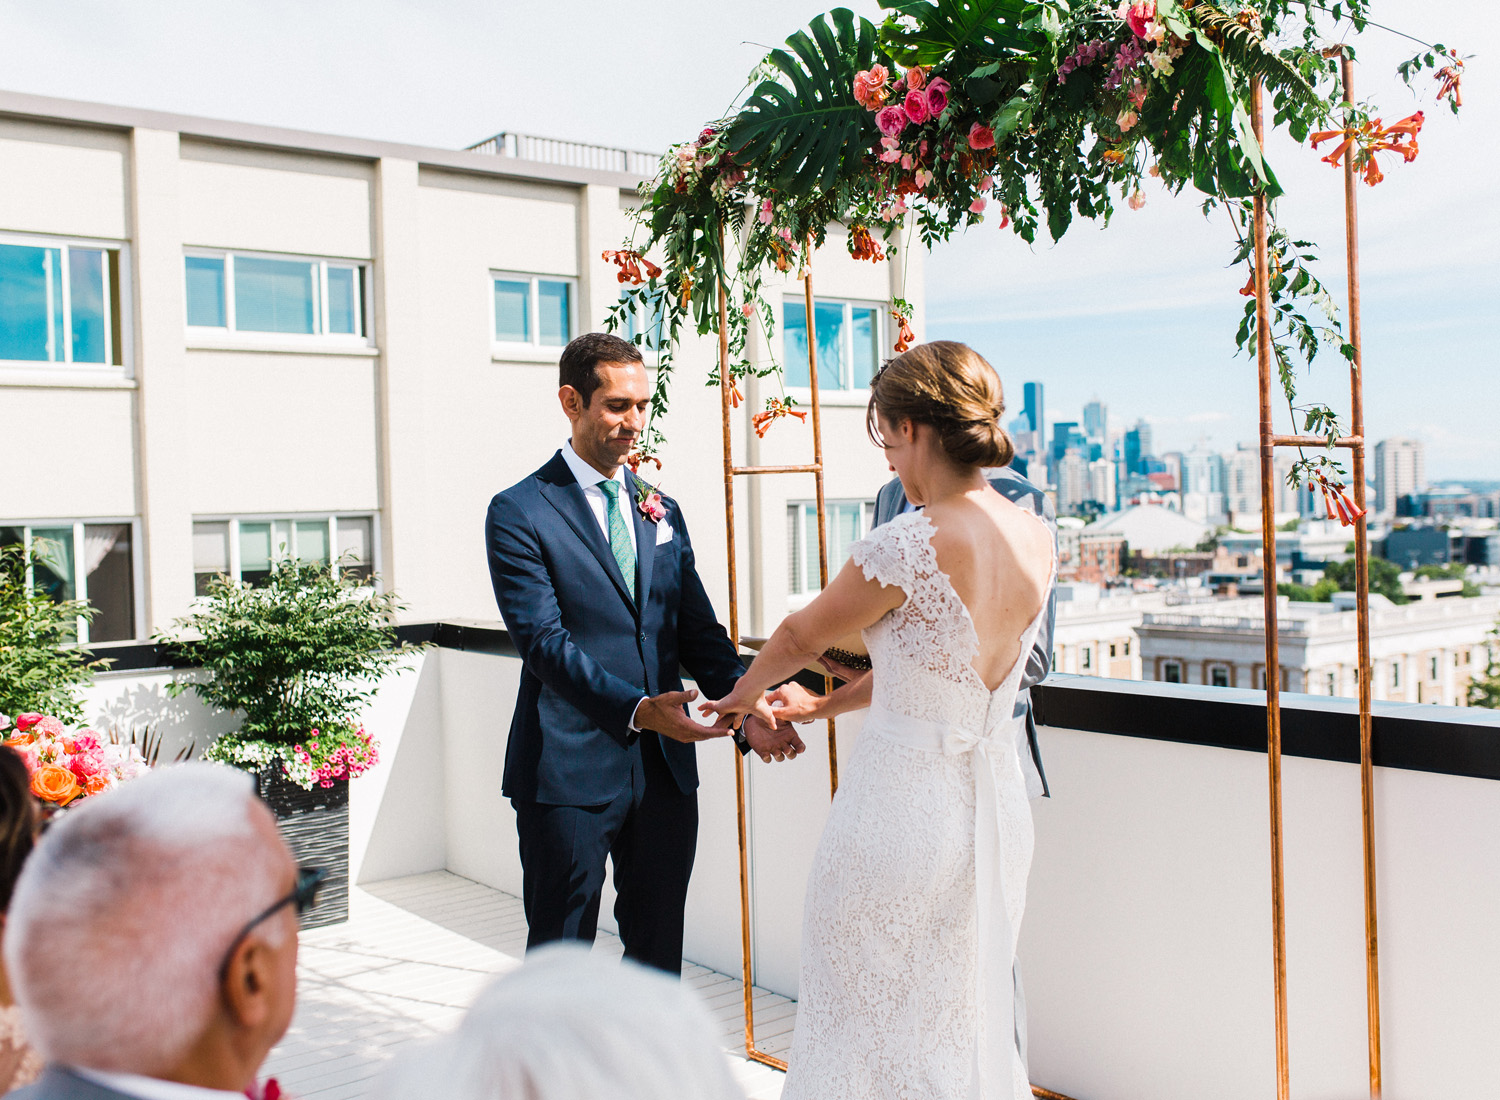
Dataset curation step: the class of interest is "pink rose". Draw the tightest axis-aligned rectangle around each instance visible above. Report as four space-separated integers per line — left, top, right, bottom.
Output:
968 122 996 150
853 65 889 110
0 715 11 733
903 89 931 125
969 196 988 214
1117 0 1155 38
906 65 928 91
924 77 951 117
15 714 43 732
34 717 66 739
876 105 909 137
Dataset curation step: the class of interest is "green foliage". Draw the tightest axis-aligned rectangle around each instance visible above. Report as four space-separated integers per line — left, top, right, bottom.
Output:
1413 562 1480 597
1322 556 1407 604
879 0 1049 68
162 558 425 768
729 9 882 194
1279 578 1337 602
0 543 103 722
1468 630 1500 709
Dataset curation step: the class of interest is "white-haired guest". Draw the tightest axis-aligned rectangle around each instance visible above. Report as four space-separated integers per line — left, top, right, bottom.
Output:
3 764 314 1100
374 944 745 1100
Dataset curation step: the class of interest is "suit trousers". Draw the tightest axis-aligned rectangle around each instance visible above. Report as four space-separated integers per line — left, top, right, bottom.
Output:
512 731 698 975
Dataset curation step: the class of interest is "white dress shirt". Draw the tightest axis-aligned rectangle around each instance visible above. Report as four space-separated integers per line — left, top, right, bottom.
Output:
72 1068 246 1100
560 441 638 560
560 440 647 732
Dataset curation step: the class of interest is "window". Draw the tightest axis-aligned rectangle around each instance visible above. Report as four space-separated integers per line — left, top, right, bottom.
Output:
1327 671 1338 695
1391 662 1401 689
184 251 368 339
1162 661 1183 684
619 287 667 354
0 522 137 642
788 500 875 595
1211 666 1231 688
1123 639 1131 656
493 273 575 348
1082 647 1093 670
1429 655 1439 680
1108 643 1118 659
783 297 883 391
192 515 375 594
0 235 124 366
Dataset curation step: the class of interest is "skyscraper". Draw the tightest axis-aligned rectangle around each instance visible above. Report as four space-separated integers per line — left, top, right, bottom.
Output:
1083 399 1107 442
1374 438 1425 515
1022 382 1045 440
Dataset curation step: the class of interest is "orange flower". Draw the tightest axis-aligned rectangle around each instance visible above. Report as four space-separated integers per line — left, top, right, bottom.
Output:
849 225 885 263
891 311 916 353
625 450 662 474
1435 55 1463 108
1315 473 1368 528
728 378 744 408
2 733 35 748
31 764 81 806
601 249 662 286
751 398 808 438
679 275 693 308
1310 112 1423 187
1100 147 1126 166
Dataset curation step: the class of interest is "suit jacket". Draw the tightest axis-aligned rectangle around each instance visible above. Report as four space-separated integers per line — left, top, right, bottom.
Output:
487 450 745 806
9 1068 145 1100
873 467 1057 798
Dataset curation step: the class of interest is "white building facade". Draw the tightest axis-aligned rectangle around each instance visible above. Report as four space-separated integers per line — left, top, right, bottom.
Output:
1 91 921 644
1374 437 1425 515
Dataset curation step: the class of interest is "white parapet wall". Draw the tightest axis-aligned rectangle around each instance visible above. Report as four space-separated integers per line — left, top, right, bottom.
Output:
79 648 1500 1098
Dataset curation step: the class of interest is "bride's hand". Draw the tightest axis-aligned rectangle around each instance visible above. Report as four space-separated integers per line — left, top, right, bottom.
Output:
698 678 778 728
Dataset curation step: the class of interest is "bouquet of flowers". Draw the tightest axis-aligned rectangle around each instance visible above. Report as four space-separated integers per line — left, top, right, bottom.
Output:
206 722 379 791
1 713 149 806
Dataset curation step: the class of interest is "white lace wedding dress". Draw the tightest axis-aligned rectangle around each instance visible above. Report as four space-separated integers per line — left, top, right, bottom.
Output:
781 511 1054 1100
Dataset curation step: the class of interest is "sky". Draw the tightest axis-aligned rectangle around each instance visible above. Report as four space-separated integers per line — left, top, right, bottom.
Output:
1 0 1492 479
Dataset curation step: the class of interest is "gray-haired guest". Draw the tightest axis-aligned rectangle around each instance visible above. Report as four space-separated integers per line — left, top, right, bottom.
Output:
3 764 308 1100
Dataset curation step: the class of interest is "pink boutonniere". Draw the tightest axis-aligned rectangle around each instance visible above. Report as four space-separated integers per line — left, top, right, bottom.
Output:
245 1079 284 1100
636 481 667 524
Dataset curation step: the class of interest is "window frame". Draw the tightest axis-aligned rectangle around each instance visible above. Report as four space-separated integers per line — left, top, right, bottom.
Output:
787 499 877 601
191 512 381 593
0 230 132 375
1209 664 1232 688
183 247 373 350
0 518 144 643
490 270 579 356
1162 660 1183 684
782 295 887 399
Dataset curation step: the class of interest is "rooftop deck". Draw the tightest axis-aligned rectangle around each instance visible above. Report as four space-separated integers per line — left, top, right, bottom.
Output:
263 871 790 1100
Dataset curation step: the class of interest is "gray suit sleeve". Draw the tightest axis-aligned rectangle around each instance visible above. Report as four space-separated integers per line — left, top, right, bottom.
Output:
988 470 1056 690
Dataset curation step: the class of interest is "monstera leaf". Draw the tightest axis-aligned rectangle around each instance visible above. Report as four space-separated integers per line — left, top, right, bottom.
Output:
726 8 883 195
879 0 1052 68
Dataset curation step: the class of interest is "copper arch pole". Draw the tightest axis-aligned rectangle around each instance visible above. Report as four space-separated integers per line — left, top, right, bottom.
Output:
719 225 838 1072
1250 77 1292 1100
1336 53 1383 1098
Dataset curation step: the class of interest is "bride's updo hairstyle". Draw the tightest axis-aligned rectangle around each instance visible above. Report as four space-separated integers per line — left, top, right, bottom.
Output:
867 340 1014 469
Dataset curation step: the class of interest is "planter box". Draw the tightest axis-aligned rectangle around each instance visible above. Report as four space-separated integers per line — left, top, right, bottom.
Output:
256 767 350 929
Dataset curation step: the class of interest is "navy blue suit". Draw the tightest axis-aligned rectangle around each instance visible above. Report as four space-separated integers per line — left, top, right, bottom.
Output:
486 449 744 972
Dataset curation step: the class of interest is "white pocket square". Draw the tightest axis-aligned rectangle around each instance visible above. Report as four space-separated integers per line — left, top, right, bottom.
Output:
655 522 674 546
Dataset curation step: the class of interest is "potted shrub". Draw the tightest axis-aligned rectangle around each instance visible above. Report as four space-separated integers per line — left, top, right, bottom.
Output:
0 542 105 721
164 556 422 927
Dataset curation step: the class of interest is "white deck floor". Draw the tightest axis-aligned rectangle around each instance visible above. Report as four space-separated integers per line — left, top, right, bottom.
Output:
261 871 791 1100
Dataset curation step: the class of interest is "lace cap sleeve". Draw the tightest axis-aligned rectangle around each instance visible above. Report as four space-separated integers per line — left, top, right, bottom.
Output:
850 512 932 595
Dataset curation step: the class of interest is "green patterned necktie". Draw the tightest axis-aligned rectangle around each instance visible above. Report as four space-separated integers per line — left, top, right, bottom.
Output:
601 480 637 596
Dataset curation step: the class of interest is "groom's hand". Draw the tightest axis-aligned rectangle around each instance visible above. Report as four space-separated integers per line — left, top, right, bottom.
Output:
744 713 805 763
636 689 730 744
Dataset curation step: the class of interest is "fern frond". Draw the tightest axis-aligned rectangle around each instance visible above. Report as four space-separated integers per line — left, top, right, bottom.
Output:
1187 4 1320 113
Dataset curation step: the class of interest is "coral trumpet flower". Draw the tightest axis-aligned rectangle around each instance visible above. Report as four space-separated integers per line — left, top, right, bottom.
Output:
751 398 808 438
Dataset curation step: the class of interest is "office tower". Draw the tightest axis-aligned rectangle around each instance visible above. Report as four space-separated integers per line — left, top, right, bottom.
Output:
1089 457 1117 512
1182 442 1225 495
1083 399 1107 442
1374 438 1425 515
1133 419 1152 463
1057 450 1091 515
1123 428 1142 476
1223 445 1260 515
1023 382 1045 440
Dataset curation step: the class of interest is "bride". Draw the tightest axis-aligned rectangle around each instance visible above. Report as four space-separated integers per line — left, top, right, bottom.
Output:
702 341 1055 1100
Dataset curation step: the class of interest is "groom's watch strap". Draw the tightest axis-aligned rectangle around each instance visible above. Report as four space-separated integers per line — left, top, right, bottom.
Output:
731 721 751 756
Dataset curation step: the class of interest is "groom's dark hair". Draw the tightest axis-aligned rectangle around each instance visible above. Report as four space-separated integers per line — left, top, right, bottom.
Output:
560 333 643 406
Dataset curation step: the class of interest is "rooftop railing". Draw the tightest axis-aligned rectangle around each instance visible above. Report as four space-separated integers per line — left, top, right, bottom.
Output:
464 131 661 177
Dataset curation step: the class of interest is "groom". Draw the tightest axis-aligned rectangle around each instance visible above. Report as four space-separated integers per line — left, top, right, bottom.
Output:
486 332 799 975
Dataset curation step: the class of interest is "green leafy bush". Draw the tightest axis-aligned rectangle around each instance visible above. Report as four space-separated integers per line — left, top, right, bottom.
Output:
162 558 423 779
0 543 103 721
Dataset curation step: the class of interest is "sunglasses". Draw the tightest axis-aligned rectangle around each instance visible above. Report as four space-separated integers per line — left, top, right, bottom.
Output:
218 865 327 981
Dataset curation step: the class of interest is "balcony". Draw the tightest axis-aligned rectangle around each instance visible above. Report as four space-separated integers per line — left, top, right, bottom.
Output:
85 624 1500 1099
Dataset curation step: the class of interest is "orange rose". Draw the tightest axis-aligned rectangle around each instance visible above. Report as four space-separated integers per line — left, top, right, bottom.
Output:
31 765 81 806
2 733 34 747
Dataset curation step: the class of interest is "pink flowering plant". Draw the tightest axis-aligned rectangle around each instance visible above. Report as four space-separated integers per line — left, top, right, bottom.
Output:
285 725 380 790
604 0 1461 493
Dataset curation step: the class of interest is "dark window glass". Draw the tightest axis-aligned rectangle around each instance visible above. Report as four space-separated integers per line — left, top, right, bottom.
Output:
83 524 134 641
